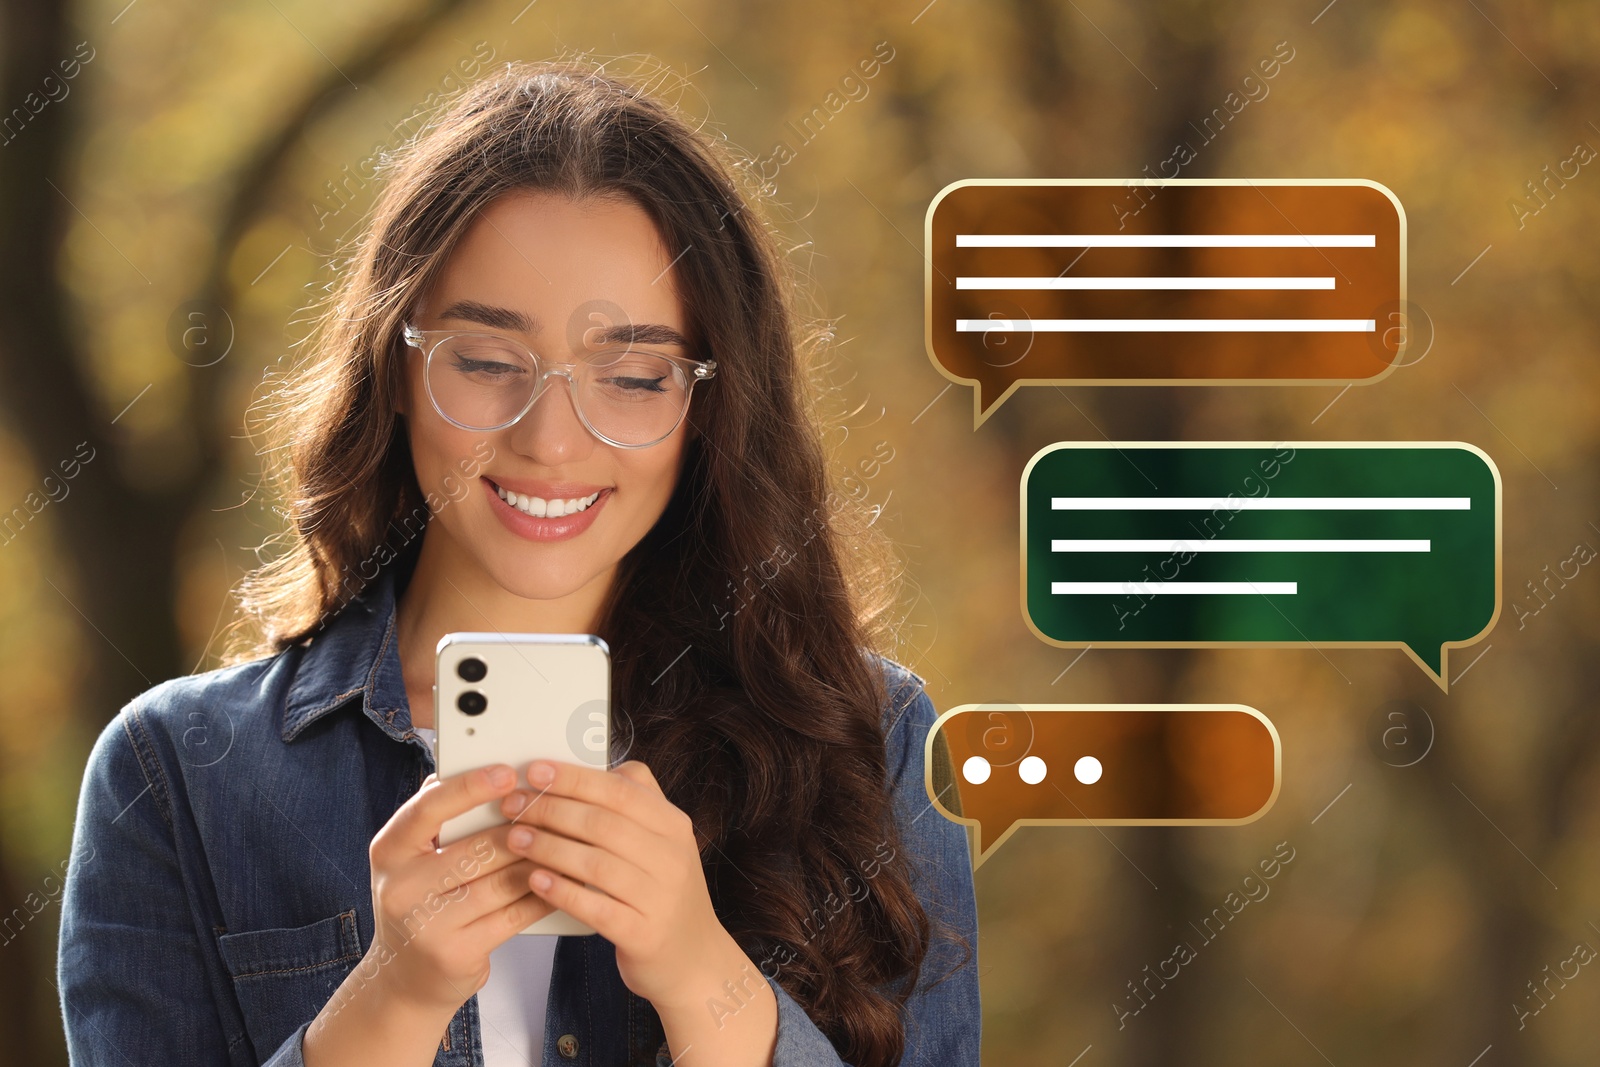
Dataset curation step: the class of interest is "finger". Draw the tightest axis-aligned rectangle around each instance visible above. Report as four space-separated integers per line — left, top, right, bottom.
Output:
498 781 557 823
428 823 530 885
446 858 549 929
502 791 664 865
522 759 682 838
609 760 659 790
508 824 652 911
394 855 543 941
376 764 518 860
460 872 560 943
528 866 636 942
412 851 550 934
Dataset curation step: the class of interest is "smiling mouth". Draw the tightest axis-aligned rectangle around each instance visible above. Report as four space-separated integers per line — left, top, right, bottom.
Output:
487 480 605 518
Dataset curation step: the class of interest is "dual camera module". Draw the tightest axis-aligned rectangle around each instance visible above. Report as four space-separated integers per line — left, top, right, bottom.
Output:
455 656 488 715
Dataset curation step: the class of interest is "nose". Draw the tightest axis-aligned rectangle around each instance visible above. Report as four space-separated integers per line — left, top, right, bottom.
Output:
508 370 596 463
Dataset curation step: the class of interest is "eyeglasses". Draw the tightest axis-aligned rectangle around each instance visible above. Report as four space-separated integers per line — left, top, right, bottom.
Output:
401 323 716 449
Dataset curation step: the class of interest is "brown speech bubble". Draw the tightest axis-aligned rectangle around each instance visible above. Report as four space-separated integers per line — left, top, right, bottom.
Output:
925 179 1406 424
929 704 1281 868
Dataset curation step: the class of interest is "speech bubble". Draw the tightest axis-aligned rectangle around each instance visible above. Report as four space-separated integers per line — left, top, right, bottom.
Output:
929 704 1280 868
925 179 1406 424
1020 442 1501 689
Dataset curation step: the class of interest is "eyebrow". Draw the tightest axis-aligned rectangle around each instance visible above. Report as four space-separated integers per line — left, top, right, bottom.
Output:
438 300 690 348
439 300 539 333
587 323 691 348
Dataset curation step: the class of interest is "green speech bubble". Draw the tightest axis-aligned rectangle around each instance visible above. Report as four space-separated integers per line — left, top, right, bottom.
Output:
1021 442 1501 689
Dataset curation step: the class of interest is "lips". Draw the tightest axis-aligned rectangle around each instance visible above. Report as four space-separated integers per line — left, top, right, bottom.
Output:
481 477 611 542
487 475 610 499
489 479 603 519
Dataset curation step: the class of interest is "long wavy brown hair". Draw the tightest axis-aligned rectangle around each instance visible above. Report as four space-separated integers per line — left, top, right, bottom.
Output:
220 57 970 1065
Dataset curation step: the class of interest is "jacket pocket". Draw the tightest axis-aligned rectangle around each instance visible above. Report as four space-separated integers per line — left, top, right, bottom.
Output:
217 908 364 1060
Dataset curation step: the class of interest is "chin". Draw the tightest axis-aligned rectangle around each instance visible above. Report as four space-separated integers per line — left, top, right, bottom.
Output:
487 563 592 602
482 551 609 604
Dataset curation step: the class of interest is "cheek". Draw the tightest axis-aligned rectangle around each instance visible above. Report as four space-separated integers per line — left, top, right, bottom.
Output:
620 462 668 505
406 412 482 497
619 445 686 513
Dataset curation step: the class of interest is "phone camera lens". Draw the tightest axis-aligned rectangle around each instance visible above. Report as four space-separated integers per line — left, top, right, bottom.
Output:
457 657 487 682
457 690 487 716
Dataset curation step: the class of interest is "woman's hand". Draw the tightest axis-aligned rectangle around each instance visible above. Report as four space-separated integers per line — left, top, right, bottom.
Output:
362 763 559 1017
498 759 742 1008
497 759 781 1064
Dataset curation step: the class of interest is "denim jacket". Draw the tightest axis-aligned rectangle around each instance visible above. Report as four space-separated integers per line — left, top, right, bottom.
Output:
56 552 982 1066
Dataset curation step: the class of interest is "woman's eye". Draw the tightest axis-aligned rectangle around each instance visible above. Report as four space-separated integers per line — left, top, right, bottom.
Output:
449 354 523 378
603 374 669 393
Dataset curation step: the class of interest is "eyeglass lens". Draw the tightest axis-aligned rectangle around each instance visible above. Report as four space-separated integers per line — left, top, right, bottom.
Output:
425 333 695 445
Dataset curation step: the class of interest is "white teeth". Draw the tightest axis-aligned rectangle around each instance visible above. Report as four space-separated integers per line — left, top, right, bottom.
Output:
494 483 601 519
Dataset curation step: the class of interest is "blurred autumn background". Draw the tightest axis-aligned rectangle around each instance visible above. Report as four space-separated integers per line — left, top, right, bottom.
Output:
3 0 1598 1063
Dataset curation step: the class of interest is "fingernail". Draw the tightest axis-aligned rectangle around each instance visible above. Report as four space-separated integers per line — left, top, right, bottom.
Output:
487 766 513 788
530 762 554 785
510 826 534 848
503 792 529 815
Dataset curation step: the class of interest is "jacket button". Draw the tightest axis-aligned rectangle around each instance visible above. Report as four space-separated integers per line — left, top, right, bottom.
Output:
655 1039 674 1066
557 1033 580 1059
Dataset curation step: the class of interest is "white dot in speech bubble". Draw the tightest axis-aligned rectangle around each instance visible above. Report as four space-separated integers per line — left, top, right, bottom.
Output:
962 756 991 784
1019 755 1047 784
1074 756 1103 784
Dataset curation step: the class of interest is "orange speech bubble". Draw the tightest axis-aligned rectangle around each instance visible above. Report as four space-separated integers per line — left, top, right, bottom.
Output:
929 704 1281 868
925 179 1407 423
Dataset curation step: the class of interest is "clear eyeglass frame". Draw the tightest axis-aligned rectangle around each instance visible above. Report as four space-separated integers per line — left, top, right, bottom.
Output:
401 322 717 449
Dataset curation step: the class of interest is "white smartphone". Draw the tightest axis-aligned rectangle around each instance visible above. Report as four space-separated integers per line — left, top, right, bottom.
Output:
434 632 611 935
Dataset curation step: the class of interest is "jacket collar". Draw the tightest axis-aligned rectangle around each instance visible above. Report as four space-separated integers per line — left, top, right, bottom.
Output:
280 546 419 744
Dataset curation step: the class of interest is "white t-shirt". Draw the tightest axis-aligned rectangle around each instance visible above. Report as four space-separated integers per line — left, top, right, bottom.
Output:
414 726 557 1065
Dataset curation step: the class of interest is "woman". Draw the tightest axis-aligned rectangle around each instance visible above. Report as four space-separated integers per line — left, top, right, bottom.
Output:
56 59 979 1067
